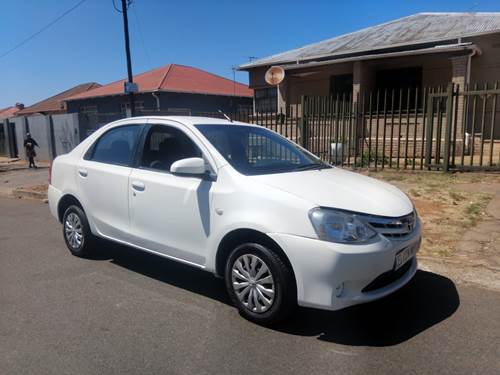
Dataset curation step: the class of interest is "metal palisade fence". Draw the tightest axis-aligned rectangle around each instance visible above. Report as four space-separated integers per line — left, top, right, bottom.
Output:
211 82 500 172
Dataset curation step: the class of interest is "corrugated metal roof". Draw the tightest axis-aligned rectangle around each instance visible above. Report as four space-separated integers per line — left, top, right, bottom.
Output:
239 13 500 69
66 64 253 101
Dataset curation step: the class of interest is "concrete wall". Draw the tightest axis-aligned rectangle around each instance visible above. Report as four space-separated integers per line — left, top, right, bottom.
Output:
25 116 51 160
0 121 7 156
6 114 81 161
11 117 27 160
466 33 500 85
51 113 80 156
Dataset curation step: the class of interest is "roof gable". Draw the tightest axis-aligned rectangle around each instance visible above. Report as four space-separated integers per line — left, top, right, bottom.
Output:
66 64 253 101
239 12 500 69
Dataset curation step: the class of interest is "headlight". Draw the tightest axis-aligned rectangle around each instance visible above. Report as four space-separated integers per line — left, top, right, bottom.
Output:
308 208 378 244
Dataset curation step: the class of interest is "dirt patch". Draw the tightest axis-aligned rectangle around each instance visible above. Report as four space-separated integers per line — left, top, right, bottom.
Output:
29 183 48 193
363 170 500 259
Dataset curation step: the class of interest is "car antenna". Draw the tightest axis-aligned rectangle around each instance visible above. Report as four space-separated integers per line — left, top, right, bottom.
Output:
218 109 233 122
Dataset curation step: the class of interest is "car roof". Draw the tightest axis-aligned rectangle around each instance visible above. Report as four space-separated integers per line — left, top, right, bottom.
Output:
124 115 258 128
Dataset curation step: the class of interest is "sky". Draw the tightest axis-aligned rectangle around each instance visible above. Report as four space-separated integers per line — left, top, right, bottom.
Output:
0 0 498 108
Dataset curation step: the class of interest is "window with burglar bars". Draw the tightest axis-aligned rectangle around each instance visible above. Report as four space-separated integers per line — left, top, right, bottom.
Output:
254 87 277 113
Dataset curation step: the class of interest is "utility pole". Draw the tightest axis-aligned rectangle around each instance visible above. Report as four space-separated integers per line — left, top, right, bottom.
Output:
121 0 135 117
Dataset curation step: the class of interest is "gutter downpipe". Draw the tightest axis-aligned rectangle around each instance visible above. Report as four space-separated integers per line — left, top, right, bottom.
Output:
152 91 161 111
466 45 481 85
463 44 481 154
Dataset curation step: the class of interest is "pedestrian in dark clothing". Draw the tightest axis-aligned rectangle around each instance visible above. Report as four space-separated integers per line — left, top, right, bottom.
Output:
24 133 39 168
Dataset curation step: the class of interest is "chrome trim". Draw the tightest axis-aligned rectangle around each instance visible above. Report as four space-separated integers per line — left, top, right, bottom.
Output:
364 211 417 239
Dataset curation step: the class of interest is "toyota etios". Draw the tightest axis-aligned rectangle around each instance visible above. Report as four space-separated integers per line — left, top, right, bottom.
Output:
49 116 421 324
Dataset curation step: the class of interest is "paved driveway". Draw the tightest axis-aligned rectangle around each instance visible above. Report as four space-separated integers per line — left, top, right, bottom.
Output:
1 197 499 375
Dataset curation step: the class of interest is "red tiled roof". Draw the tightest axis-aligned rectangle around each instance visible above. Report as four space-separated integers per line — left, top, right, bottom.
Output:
16 82 102 115
66 64 253 101
0 106 20 119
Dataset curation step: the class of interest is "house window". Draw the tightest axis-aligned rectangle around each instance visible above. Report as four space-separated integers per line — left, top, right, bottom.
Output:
120 101 144 113
80 105 97 114
376 67 423 109
254 87 277 113
330 74 353 99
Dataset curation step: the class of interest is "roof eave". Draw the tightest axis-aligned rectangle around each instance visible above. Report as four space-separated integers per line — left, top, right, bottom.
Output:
279 44 478 71
65 88 253 103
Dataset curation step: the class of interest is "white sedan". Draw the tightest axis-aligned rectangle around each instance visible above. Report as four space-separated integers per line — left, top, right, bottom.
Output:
48 116 421 325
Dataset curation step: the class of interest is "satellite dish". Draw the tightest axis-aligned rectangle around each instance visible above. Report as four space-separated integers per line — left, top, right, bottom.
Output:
265 66 285 86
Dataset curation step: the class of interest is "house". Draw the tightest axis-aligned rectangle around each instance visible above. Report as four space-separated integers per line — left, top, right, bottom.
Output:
0 103 24 120
238 13 500 113
64 64 253 134
16 83 101 116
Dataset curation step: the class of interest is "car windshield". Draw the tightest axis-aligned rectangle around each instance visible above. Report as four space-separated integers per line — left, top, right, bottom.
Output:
195 124 331 176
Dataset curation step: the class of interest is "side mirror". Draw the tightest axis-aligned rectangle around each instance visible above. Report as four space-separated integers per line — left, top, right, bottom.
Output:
170 157 206 176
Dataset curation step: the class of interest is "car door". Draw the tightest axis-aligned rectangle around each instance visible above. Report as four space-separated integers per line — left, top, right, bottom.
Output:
128 123 214 266
77 123 143 242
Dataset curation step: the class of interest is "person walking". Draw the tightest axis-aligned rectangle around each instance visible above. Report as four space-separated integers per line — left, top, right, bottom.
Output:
24 133 39 169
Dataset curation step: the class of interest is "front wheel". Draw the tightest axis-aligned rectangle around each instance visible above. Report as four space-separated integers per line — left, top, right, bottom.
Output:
224 242 296 325
62 205 95 257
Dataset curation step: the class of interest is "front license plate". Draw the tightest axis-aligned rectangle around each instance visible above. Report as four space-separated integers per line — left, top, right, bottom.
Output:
395 242 418 270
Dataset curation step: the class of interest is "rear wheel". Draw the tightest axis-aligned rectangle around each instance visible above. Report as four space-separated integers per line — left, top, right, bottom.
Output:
225 242 296 325
62 205 95 257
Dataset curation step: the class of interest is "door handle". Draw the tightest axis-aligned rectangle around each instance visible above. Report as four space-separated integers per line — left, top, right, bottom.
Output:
131 181 145 191
78 169 88 177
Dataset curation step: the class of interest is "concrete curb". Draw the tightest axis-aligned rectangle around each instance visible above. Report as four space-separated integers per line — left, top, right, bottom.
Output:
11 188 48 201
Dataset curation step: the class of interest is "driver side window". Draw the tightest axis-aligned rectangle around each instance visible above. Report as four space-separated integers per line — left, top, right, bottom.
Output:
140 125 202 172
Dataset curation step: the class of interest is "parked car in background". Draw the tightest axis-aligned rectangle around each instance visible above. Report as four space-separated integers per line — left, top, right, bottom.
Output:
48 116 421 324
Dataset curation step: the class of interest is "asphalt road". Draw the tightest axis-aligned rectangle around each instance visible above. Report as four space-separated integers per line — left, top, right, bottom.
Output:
1 197 499 375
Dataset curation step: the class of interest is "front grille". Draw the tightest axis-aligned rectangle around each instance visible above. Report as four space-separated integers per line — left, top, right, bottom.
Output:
361 258 413 293
366 211 416 239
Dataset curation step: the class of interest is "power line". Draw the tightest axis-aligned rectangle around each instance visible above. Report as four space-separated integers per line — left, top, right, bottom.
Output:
0 0 88 60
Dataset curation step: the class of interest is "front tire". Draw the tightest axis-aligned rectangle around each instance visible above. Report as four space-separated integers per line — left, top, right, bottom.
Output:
224 242 296 325
62 205 95 257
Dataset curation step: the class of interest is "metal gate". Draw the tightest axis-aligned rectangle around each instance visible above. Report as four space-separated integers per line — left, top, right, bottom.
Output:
425 83 500 171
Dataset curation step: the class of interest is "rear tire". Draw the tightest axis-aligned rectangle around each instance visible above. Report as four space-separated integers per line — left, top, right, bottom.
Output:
224 242 296 325
62 205 95 257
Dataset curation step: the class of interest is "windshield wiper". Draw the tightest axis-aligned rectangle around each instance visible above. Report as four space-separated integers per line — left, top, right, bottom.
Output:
293 162 331 171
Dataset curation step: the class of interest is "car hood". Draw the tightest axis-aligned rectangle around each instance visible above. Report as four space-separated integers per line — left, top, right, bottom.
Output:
250 167 413 217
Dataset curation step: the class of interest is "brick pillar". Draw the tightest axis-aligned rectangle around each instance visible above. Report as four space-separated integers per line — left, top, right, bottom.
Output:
449 55 468 155
352 61 363 104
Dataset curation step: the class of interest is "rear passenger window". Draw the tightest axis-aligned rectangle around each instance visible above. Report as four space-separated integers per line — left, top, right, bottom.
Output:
88 125 141 166
140 125 202 172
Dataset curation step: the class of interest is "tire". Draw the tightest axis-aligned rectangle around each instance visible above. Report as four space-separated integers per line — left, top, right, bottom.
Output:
224 242 296 325
62 205 95 257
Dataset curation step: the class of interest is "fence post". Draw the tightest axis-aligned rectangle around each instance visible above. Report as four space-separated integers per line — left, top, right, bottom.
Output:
424 91 434 170
443 83 454 172
300 96 308 148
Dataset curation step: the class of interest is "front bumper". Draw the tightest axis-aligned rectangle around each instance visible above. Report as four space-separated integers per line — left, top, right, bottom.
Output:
268 223 421 311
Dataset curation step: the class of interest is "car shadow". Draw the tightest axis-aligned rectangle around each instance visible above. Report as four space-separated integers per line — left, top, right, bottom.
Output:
89 239 231 305
90 240 460 347
273 270 460 346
